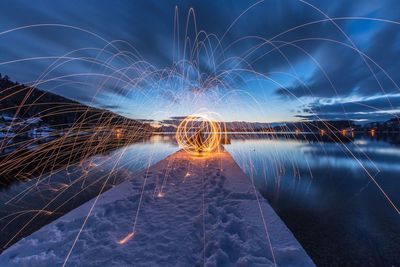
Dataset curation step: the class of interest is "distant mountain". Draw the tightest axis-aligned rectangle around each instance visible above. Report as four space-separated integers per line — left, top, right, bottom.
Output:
0 74 153 132
276 120 355 132
158 117 355 133
157 116 400 133
157 118 281 133
0 74 155 179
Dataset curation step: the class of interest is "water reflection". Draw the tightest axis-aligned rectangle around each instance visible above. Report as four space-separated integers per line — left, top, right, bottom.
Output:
0 134 178 251
225 134 400 267
0 133 399 266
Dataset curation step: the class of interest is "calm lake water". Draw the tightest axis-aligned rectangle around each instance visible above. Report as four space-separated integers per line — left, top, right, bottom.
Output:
0 134 179 251
1 133 399 266
225 134 400 267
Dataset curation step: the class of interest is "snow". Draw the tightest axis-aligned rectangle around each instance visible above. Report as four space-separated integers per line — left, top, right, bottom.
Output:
0 114 15 122
27 127 54 138
25 118 42 125
0 149 314 267
0 132 16 138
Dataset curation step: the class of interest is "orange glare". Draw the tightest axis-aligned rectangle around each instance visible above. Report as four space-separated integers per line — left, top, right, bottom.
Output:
118 232 135 245
370 129 376 137
175 112 226 155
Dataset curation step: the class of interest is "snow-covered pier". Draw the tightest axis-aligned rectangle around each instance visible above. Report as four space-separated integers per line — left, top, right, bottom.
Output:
0 149 314 266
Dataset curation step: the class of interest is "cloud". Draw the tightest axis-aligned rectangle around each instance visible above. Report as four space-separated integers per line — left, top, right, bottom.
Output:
1 0 400 121
298 94 400 121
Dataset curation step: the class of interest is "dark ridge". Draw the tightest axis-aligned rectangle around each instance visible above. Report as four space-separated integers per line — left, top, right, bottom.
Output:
0 74 154 180
0 74 153 129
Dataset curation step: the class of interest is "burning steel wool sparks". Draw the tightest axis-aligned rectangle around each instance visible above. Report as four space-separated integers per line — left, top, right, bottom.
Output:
117 232 135 245
0 1 399 266
175 112 226 155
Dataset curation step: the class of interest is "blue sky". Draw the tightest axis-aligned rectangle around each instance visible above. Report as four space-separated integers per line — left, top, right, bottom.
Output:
1 0 400 122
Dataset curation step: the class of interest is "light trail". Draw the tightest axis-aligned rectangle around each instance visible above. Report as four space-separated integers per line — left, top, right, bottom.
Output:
117 232 135 245
0 3 399 265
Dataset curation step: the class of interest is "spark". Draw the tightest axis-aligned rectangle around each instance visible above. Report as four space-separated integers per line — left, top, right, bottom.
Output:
0 4 399 264
175 112 227 156
117 232 135 245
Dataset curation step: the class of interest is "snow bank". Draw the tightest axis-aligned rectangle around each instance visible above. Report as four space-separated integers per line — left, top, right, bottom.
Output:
0 149 314 266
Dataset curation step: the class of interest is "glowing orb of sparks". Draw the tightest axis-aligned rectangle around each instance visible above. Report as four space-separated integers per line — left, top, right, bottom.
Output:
176 112 224 155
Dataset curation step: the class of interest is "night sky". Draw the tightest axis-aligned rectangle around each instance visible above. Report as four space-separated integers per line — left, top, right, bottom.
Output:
1 0 400 122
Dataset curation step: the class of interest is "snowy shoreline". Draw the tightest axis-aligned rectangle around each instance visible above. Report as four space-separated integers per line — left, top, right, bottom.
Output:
0 149 314 266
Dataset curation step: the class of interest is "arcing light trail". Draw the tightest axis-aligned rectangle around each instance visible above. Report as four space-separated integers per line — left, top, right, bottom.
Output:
0 1 399 265
176 112 226 155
